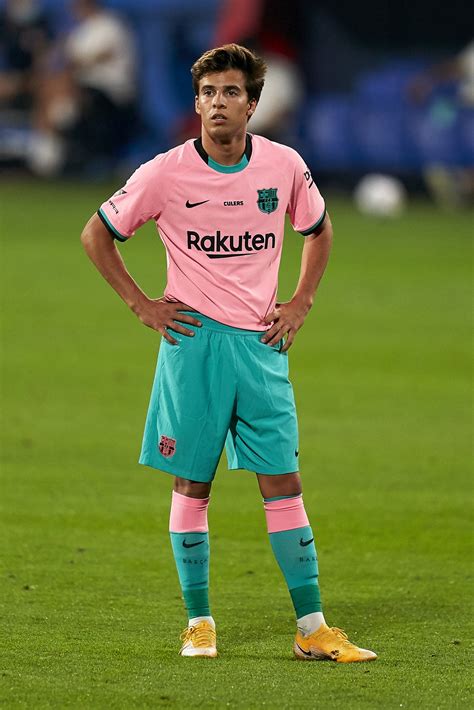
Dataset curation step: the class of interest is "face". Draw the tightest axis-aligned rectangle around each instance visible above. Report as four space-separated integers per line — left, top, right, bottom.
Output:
195 69 257 140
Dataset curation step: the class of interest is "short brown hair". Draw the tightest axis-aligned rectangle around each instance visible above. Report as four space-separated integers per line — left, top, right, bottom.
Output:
191 44 267 102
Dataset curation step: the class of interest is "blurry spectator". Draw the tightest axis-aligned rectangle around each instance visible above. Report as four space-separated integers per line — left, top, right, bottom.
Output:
409 41 474 107
31 0 137 176
0 0 52 111
178 0 304 143
242 44 303 142
214 0 263 47
408 42 474 207
243 0 305 142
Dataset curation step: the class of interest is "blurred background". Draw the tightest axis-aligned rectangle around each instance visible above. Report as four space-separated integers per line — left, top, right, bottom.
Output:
0 0 473 208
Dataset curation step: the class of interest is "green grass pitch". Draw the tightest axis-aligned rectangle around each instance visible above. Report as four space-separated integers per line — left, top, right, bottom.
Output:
1 180 472 709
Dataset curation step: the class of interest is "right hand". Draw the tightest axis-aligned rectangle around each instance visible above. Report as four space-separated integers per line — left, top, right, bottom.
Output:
135 297 202 344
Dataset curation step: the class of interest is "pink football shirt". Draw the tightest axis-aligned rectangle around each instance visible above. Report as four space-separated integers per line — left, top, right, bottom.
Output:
98 134 325 330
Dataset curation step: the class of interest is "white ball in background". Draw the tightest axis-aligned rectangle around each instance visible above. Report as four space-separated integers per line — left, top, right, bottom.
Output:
354 174 407 218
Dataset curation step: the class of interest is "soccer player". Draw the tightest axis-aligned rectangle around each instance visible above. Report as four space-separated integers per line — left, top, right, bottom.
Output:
81 44 376 663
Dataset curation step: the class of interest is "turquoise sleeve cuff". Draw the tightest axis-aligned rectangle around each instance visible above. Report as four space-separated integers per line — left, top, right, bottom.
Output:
97 208 128 242
299 208 327 236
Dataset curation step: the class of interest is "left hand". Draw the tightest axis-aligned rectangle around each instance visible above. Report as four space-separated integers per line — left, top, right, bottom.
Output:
261 298 311 352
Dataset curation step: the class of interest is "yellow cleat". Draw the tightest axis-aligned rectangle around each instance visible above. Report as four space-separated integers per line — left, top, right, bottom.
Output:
179 620 217 658
294 623 377 663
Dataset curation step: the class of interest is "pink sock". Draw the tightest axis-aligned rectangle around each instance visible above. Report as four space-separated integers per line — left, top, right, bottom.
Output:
169 490 210 533
263 495 309 533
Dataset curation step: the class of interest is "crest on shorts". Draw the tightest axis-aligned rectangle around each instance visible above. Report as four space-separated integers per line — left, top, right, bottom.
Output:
159 435 176 458
257 188 279 214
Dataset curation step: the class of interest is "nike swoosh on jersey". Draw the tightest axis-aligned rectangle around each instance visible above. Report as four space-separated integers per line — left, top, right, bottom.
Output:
186 199 210 208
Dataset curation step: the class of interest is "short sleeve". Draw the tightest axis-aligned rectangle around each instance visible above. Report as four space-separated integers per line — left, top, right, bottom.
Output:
287 151 326 236
98 157 164 241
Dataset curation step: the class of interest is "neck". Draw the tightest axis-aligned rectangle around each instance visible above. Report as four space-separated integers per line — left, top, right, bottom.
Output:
200 129 247 166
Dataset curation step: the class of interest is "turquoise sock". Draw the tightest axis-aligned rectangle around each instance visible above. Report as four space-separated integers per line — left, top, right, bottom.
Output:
169 531 210 618
269 525 322 617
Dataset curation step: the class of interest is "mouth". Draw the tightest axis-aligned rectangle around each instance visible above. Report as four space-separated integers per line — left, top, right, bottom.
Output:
211 113 227 124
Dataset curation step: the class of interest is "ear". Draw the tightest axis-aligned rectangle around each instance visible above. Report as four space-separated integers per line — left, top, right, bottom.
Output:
195 96 200 115
247 98 257 118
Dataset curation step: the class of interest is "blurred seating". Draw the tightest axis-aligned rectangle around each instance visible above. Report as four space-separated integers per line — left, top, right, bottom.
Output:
305 95 353 169
0 0 472 176
305 60 473 174
0 0 220 171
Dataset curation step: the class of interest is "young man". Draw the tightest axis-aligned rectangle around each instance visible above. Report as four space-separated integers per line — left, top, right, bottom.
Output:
81 44 376 663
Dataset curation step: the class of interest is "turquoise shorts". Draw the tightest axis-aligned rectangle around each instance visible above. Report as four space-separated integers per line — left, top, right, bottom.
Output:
139 313 299 482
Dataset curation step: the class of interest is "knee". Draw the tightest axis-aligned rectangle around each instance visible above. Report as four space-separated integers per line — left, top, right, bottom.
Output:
174 477 211 499
257 472 302 499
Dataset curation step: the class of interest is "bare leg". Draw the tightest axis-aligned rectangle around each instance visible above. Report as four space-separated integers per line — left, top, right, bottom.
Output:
256 471 302 499
174 476 212 499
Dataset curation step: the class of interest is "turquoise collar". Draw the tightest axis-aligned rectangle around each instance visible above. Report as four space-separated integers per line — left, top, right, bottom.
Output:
194 134 252 173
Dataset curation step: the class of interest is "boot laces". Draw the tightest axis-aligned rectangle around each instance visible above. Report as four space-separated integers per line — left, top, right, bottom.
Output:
330 627 352 646
180 623 215 648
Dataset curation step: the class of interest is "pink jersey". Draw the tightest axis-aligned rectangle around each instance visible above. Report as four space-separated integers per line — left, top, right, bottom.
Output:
98 134 325 330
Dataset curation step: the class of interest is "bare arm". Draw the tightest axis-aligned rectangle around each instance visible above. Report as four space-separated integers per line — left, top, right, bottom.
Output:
262 213 333 351
80 213 201 344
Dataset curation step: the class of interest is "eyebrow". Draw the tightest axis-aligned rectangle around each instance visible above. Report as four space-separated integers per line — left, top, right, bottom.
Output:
200 84 242 91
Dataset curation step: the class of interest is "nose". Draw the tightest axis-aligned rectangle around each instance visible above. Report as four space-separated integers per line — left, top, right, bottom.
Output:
212 91 226 108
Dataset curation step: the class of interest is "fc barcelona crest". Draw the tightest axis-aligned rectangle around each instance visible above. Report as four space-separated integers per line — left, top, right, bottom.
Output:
159 435 176 458
257 188 279 214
